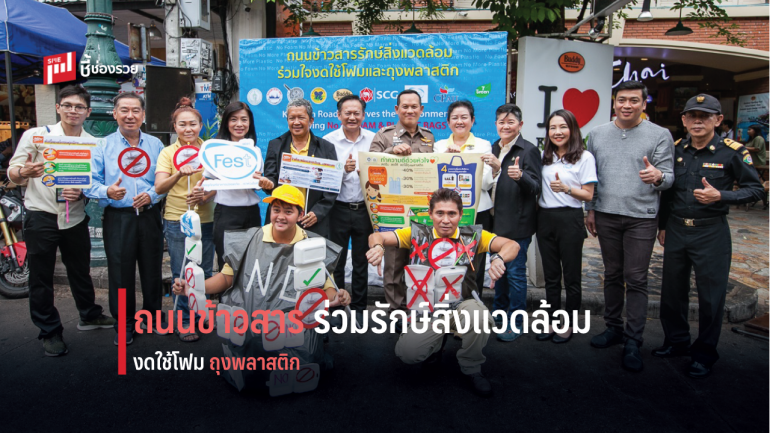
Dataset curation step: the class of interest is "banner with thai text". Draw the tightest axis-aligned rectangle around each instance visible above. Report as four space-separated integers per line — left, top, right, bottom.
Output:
239 32 508 159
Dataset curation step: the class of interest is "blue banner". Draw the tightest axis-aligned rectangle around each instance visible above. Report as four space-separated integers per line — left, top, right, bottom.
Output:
239 32 508 158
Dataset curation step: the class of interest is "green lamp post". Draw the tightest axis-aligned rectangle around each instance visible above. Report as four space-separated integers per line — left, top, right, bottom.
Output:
80 0 124 266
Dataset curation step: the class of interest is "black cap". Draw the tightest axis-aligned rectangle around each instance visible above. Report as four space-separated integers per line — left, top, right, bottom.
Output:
681 94 722 115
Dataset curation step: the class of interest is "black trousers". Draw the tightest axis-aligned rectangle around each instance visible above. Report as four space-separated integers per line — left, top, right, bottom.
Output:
103 206 164 330
329 201 373 312
537 207 587 320
660 215 731 366
25 210 101 339
474 210 492 295
213 203 262 270
595 211 658 344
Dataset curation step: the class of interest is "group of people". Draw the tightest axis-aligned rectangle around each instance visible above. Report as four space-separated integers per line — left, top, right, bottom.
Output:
12 80 764 397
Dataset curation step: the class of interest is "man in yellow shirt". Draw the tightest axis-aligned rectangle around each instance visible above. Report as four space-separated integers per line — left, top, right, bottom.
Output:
173 185 350 390
366 188 519 397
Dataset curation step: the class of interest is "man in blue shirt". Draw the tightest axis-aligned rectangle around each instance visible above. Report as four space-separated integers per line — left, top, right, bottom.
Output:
85 92 166 346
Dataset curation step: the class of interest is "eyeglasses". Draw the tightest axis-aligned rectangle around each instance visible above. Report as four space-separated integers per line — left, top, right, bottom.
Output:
59 104 88 113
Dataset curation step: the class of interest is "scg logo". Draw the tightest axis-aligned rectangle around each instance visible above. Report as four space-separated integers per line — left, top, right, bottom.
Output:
376 90 399 100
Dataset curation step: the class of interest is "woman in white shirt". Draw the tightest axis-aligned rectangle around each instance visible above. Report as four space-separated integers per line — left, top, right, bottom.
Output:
536 109 597 344
204 102 262 270
434 100 495 295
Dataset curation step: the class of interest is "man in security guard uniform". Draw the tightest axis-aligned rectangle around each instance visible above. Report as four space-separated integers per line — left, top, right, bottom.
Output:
174 185 351 391
369 89 435 318
366 188 519 396
653 94 763 379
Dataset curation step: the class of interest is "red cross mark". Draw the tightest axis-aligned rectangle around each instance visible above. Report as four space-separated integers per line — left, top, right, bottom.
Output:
410 238 428 261
438 275 463 303
456 239 477 263
405 266 434 312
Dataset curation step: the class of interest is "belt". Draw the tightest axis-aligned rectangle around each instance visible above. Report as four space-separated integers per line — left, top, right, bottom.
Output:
107 205 152 213
335 201 366 210
670 214 725 227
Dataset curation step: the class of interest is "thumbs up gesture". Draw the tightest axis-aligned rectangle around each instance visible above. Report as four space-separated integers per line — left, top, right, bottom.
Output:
639 156 663 185
550 172 565 193
107 177 127 200
345 153 356 173
21 153 44 179
188 178 206 205
508 156 522 181
693 177 721 204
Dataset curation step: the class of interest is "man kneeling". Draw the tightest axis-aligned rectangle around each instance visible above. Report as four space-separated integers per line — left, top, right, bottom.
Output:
366 188 519 396
173 185 351 392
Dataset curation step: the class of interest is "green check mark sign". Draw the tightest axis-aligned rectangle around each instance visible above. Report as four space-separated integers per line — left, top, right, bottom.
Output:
303 268 321 286
186 243 197 255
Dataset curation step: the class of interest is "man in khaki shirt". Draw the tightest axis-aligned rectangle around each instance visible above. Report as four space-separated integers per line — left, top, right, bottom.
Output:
8 85 114 357
369 90 435 317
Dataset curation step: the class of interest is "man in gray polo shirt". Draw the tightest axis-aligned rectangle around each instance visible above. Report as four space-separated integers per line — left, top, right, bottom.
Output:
585 80 674 372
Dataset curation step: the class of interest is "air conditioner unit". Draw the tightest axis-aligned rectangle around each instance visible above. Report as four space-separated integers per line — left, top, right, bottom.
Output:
179 0 210 30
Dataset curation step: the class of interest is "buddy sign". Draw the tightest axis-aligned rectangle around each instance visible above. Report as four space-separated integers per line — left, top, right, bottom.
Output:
200 139 264 191
516 37 613 147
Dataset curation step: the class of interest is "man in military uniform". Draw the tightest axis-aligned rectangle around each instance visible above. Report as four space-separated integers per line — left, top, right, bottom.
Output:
653 94 764 379
369 90 435 316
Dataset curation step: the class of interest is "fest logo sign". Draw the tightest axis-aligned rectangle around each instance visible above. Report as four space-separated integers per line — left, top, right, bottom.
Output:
239 32 508 159
358 152 483 232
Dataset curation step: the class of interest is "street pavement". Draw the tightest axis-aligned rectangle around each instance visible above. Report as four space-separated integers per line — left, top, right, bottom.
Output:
0 289 767 432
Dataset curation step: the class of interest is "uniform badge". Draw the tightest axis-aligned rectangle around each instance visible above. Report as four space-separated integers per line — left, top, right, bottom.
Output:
697 96 705 103
420 137 433 144
709 145 715 151
702 163 723 169
743 154 754 165
676 157 683 163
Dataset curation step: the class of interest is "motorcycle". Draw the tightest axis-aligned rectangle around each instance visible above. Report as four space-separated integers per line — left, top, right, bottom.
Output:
0 182 28 298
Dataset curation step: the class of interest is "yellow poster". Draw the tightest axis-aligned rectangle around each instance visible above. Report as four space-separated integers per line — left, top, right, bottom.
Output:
358 152 484 232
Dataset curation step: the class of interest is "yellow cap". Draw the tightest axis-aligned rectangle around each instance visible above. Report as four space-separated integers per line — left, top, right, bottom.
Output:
262 184 305 210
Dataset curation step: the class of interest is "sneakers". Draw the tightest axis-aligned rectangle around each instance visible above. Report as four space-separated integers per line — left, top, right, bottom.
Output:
114 330 134 346
77 314 116 331
590 326 624 349
622 339 644 372
43 334 68 357
496 324 523 342
139 320 171 335
467 372 493 397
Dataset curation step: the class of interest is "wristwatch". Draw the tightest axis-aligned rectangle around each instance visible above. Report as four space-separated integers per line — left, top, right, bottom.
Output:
489 253 503 264
655 172 666 186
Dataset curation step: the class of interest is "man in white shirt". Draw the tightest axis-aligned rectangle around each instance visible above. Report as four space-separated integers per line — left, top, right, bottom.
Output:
8 85 114 357
323 95 375 315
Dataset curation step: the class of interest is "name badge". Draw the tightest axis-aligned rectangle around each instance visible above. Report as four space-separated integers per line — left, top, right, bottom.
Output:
702 163 724 169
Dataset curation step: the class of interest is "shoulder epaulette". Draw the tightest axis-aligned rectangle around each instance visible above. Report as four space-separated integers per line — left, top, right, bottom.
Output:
674 138 682 147
378 125 396 133
723 138 744 152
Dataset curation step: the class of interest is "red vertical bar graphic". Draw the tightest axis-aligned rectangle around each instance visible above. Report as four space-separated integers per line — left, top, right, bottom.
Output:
118 288 126 375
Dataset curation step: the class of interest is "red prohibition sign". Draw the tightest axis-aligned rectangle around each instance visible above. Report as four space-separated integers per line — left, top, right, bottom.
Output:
428 238 457 269
173 145 202 171
265 319 282 342
185 268 195 288
189 292 198 311
118 147 151 178
233 315 246 335
295 288 329 330
296 366 317 383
